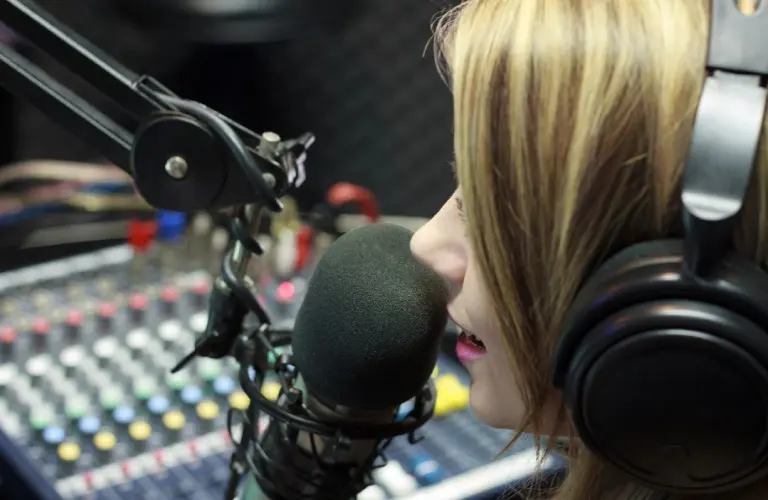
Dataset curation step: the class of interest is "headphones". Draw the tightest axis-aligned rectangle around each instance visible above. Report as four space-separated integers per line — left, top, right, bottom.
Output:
552 1 768 494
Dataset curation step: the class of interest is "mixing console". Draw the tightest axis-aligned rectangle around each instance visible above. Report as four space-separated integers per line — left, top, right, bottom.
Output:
0 218 565 500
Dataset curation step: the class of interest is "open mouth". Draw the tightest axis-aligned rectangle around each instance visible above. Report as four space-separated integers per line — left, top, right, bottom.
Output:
459 330 486 350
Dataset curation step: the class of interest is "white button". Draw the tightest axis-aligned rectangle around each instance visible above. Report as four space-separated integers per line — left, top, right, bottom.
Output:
126 328 151 351
357 485 387 500
0 364 17 387
189 312 208 333
25 354 51 378
373 461 419 496
59 346 86 369
357 484 387 500
158 320 183 342
93 338 118 360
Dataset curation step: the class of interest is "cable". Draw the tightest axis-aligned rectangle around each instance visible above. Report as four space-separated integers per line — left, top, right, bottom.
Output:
0 160 131 187
20 220 130 249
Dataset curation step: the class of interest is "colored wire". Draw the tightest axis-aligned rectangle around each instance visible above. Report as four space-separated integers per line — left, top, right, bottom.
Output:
0 160 131 187
325 182 380 222
0 183 151 226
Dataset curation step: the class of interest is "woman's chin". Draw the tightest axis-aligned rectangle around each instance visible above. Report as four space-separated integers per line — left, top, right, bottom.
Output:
468 378 520 430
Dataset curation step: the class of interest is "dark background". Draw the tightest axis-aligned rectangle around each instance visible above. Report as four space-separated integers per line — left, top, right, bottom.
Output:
2 0 457 217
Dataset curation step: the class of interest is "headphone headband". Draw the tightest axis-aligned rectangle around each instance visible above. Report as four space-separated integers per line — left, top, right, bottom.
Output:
683 0 768 275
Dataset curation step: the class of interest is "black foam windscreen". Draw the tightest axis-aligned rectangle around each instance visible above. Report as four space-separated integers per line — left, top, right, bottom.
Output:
291 223 449 411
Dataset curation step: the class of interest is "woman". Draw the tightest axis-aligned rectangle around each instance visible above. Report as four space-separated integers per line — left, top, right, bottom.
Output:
410 0 768 499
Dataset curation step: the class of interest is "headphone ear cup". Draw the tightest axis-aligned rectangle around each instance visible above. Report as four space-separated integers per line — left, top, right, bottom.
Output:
553 240 683 384
553 240 768 494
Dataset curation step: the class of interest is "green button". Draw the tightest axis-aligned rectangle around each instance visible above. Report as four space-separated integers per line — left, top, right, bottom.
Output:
198 359 221 382
133 377 157 400
65 398 88 420
99 388 123 410
29 407 53 430
165 372 188 391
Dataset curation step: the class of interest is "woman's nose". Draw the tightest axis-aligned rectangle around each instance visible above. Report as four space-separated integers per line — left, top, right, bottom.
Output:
410 216 466 286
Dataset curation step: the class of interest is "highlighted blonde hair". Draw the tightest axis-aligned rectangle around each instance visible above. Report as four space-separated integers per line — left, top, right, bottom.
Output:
435 0 768 498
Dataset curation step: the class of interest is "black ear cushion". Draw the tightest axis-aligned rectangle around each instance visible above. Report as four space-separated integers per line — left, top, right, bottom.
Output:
554 238 768 388
589 240 683 284
565 240 684 328
553 240 683 386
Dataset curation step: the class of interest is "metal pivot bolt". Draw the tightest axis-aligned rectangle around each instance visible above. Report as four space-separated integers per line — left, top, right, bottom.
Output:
258 131 281 156
258 132 281 188
165 156 189 179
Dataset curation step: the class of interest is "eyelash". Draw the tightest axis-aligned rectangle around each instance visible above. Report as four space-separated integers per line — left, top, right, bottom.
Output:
454 195 466 221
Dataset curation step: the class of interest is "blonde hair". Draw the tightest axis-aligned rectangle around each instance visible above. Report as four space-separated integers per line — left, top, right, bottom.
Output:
435 0 768 499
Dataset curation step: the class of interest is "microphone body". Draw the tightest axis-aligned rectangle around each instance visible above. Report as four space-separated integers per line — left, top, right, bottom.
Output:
238 223 449 500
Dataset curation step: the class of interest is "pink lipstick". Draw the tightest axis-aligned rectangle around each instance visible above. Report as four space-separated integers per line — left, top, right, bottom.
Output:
456 331 486 363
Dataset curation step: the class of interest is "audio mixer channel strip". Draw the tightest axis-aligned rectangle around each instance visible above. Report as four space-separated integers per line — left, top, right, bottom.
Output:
0 233 564 500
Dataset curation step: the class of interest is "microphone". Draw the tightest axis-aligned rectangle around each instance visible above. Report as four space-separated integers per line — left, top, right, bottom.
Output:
232 223 450 500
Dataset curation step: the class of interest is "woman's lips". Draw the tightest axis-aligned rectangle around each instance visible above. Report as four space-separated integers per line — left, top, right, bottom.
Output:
448 312 485 346
456 330 487 362
449 310 487 363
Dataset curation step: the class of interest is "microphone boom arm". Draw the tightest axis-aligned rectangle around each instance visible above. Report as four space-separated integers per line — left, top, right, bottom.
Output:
0 0 313 212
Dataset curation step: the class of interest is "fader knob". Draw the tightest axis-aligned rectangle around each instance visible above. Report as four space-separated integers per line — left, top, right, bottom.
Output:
93 431 117 465
29 405 56 437
133 376 159 403
77 416 101 438
162 410 186 443
158 320 183 350
42 426 66 454
128 293 148 323
195 400 219 433
147 395 171 424
31 318 50 350
0 365 15 400
25 355 51 388
128 421 152 453
126 328 151 359
57 442 81 478
197 358 221 383
98 386 124 412
212 377 236 398
0 326 15 359
189 312 208 333
63 310 83 342
93 338 119 369
96 302 116 331
165 372 189 394
59 346 86 378
64 395 90 423
160 286 179 314
180 386 203 408
112 405 136 429
190 279 210 308
228 392 250 412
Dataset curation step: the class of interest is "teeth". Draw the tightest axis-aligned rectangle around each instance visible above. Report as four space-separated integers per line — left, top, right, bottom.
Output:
464 332 485 347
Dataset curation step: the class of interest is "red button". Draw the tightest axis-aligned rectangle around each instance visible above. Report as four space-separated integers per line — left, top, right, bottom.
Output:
160 286 179 303
128 293 148 311
65 310 84 327
32 318 50 335
0 326 16 344
98 302 116 318
191 280 210 296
